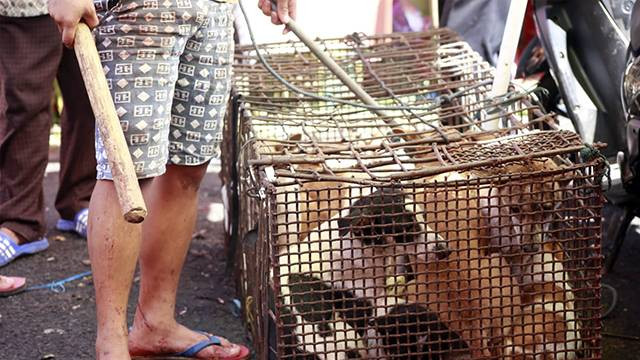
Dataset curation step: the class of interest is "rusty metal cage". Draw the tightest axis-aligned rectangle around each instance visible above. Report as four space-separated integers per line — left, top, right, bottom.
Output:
220 29 605 359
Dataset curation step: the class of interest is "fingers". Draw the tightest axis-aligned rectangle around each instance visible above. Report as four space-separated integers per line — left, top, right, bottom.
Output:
49 9 79 47
259 0 294 27
268 0 282 25
48 0 98 47
58 9 96 48
258 0 271 17
276 0 290 24
288 0 297 21
281 0 295 33
61 23 77 48
83 4 100 28
271 12 281 25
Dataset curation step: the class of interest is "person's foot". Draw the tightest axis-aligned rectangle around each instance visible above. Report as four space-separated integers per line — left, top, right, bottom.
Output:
0 228 26 245
0 229 49 267
96 346 132 360
0 275 26 296
55 208 89 238
128 320 247 359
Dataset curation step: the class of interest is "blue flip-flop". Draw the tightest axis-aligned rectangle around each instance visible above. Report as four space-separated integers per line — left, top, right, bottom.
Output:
132 335 250 359
0 232 49 267
55 208 89 238
174 335 250 359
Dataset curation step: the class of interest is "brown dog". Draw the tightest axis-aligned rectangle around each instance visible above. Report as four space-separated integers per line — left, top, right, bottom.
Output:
412 167 580 359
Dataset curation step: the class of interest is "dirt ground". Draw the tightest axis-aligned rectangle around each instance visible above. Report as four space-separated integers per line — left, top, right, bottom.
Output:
1 165 640 359
0 168 248 359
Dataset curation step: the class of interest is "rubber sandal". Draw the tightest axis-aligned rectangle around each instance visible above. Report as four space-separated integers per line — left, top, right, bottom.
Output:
176 335 250 359
0 276 26 297
132 335 250 359
55 208 89 238
0 232 49 267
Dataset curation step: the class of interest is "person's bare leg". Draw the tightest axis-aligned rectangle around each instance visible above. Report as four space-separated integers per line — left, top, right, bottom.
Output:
90 180 143 360
128 164 241 358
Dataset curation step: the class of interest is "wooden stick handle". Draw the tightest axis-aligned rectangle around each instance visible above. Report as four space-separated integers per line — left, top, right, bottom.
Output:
74 23 147 223
286 20 394 118
487 0 528 129
429 0 439 28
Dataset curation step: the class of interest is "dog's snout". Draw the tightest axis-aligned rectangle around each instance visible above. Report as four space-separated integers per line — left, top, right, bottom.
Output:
435 242 451 260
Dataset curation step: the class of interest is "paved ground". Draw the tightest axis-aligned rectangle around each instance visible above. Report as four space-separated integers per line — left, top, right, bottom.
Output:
601 204 640 360
0 167 248 359
1 162 640 359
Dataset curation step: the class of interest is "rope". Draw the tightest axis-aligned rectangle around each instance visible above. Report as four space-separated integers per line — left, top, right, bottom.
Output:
580 143 611 188
25 271 92 294
245 296 255 328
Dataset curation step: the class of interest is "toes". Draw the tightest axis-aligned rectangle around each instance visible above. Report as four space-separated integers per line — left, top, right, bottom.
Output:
196 334 242 358
212 339 241 357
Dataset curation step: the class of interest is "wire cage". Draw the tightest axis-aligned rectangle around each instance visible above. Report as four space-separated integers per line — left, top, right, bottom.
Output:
220 29 605 359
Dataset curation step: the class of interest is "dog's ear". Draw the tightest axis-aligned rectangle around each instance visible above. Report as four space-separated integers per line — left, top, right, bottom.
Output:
286 272 375 358
337 189 377 237
339 189 421 244
287 273 336 337
371 303 465 357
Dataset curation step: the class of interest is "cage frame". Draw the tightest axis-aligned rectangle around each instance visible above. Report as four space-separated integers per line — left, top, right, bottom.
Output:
220 28 606 360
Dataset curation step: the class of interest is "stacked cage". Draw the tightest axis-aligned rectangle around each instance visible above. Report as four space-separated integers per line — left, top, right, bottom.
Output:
221 29 605 359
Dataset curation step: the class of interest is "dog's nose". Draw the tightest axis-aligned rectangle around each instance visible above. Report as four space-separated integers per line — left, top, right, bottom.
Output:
435 243 452 260
523 243 540 253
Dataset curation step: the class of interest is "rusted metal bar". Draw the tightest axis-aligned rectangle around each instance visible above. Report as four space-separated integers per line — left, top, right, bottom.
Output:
226 28 604 360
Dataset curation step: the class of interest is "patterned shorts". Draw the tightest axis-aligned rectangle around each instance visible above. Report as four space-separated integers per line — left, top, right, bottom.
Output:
93 0 234 180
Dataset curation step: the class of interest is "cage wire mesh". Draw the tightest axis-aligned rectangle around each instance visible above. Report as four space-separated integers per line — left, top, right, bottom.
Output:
220 29 605 360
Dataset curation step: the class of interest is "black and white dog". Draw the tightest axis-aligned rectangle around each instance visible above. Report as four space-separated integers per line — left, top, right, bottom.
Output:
277 188 463 359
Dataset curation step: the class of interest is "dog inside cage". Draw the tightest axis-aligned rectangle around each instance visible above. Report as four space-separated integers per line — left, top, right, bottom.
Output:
271 160 600 359
223 29 604 360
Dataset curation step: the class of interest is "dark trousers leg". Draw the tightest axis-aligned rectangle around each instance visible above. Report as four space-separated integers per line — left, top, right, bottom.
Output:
55 48 96 220
0 15 62 242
